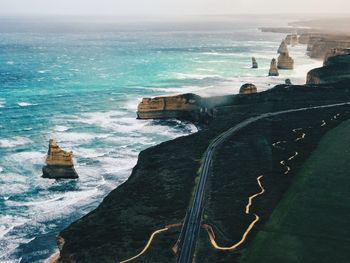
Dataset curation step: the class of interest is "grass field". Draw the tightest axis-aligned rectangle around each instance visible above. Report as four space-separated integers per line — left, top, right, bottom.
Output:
239 119 350 263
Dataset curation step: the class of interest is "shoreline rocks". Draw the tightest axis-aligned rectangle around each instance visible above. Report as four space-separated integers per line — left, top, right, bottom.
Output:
42 139 78 179
277 40 294 70
307 54 350 84
268 58 279 76
239 83 257 94
137 93 212 121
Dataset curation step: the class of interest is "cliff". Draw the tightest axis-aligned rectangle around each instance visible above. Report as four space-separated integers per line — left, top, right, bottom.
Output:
52 29 350 262
324 48 350 65
55 78 350 262
307 36 350 59
42 139 78 179
307 54 350 84
137 93 205 121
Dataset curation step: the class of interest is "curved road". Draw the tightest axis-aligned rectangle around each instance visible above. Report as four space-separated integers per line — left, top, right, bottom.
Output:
177 102 350 263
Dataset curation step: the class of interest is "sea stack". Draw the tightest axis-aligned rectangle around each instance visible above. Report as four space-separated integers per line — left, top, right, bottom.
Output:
252 57 258 68
277 40 294 69
239 83 257 94
42 139 78 179
285 79 292 85
268 58 279 76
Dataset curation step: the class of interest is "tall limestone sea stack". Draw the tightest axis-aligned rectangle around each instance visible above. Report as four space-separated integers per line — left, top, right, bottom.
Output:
268 58 279 76
42 139 78 179
277 40 294 69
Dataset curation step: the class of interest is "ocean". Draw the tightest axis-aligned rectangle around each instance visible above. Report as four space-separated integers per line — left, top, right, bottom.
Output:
0 16 322 262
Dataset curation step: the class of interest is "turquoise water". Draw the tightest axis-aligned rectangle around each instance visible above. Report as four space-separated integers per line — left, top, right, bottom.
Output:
0 17 321 262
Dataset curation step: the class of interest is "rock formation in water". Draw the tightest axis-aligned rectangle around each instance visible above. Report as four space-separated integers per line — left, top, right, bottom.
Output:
285 34 298 46
239 83 257 94
252 57 258 68
277 40 294 69
137 93 205 121
268 58 279 76
285 79 292 85
42 139 78 179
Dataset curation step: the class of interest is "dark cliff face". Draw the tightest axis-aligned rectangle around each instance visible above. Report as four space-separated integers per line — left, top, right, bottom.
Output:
55 34 350 263
57 132 210 263
56 78 350 263
307 54 350 84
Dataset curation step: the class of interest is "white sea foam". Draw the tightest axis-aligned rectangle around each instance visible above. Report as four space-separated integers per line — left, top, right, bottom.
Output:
51 132 109 144
17 102 38 107
4 152 45 174
174 72 223 80
74 148 108 159
0 174 29 197
38 70 50 74
0 98 5 108
0 216 29 240
53 125 70 132
76 111 126 130
0 137 33 148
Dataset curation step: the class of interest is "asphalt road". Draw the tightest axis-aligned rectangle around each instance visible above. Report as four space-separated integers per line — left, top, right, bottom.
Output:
176 102 350 263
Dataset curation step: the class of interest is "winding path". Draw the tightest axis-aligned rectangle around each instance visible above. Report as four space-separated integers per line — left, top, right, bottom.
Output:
177 102 350 263
203 175 265 251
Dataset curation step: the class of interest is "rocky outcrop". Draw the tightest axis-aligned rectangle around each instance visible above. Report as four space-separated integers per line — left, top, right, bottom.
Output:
324 48 350 65
307 54 350 84
268 58 279 76
306 35 350 59
137 93 207 121
42 139 78 179
252 57 258 68
277 40 294 70
285 34 298 46
285 79 292 85
239 83 257 94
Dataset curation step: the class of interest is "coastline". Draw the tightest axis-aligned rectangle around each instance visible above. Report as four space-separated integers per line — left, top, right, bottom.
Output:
51 25 350 263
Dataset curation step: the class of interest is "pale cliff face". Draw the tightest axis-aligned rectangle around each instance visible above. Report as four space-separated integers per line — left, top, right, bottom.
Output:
277 40 294 70
138 95 200 112
46 139 74 166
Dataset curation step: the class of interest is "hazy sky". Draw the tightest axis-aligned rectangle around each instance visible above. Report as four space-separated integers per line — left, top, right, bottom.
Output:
0 0 350 15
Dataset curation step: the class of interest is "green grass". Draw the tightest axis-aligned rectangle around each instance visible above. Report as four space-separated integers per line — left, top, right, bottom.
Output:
239 119 350 263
